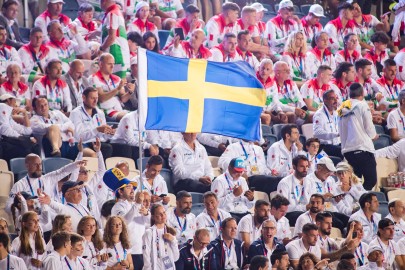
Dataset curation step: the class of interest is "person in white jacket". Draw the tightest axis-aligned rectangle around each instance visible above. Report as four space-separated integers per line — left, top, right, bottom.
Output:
169 132 214 193
0 232 27 270
394 48 405 81
42 231 72 270
62 233 92 270
143 204 179 270
375 138 405 172
338 82 378 190
197 133 237 157
267 124 305 177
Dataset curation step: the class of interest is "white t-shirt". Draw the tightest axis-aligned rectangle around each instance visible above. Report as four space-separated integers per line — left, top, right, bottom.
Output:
237 214 262 244
368 238 400 269
387 108 405 140
0 254 27 270
286 238 322 261
293 211 315 237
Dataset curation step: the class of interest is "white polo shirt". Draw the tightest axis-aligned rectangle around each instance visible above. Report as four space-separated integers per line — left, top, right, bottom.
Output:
237 214 262 244
195 209 231 241
286 238 322 261
385 213 405 243
166 208 196 246
368 237 400 269
387 108 405 140
293 211 315 237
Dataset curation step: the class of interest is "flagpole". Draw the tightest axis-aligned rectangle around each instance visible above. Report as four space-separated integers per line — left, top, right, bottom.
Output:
137 47 143 191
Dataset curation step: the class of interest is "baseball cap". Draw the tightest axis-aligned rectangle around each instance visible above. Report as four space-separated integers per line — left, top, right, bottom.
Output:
62 181 84 197
0 93 19 102
309 4 325 17
367 245 384 255
48 0 65 3
317 157 337 172
335 161 352 172
278 0 294 11
13 191 38 206
103 168 137 191
230 157 246 173
135 1 149 14
251 3 268 12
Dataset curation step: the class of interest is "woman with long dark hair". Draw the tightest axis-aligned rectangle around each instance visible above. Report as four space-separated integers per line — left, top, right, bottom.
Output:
142 32 160 53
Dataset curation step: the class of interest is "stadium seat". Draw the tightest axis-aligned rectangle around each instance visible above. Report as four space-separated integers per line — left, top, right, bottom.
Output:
272 124 286 140
301 124 313 140
136 157 150 171
378 202 390 217
213 167 222 177
0 171 14 231
14 170 28 182
274 4 300 13
160 168 174 193
127 170 140 179
262 12 277 22
208 156 219 168
320 16 330 27
370 191 387 202
190 192 204 204
10 158 26 175
106 157 136 171
261 124 272 136
373 134 391 150
158 30 171 50
330 227 342 239
262 3 274 13
299 135 306 146
264 134 278 148
329 156 342 167
167 193 176 207
376 157 398 191
191 203 205 216
0 159 8 171
300 4 311 15
83 157 99 172
374 125 385 135
254 191 269 203
18 27 30 43
62 0 79 20
43 157 72 174
387 189 405 201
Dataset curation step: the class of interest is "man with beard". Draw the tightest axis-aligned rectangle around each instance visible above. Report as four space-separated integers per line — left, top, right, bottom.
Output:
166 190 197 246
386 90 405 143
315 212 339 252
62 60 90 109
293 194 324 237
270 250 290 270
313 90 342 158
6 153 85 213
238 200 270 252
247 219 286 264
277 155 312 226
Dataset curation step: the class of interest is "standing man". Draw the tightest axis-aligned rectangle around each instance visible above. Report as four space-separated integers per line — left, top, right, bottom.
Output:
100 0 130 78
338 82 378 190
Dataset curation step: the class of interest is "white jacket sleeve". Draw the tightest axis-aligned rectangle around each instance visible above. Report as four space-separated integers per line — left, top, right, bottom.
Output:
266 145 282 175
313 113 340 140
211 177 238 208
394 53 405 81
375 140 403 159
205 20 220 48
265 21 288 53
197 133 221 148
169 147 189 180
142 229 153 270
218 146 236 172
111 202 142 222
324 23 339 53
69 110 98 142
361 103 377 139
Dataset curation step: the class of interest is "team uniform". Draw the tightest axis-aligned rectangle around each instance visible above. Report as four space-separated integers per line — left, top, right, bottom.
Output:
281 52 311 82
34 11 72 42
267 140 305 177
270 79 306 113
349 209 381 244
205 14 237 48
18 43 54 83
0 254 27 270
306 47 336 78
0 44 21 76
293 211 316 236
32 76 72 112
0 103 32 138
324 18 357 53
376 76 405 110
387 108 405 140
355 77 382 101
394 48 405 81
354 14 381 46
210 44 242 62
166 208 197 246
300 78 332 110
166 40 212 59
276 174 312 213
300 16 322 49
363 48 389 80
237 214 262 244
236 47 259 71
195 209 231 241
0 81 31 108
264 16 300 55
330 78 352 104
368 237 400 269
127 18 159 41
286 238 322 261
335 49 361 66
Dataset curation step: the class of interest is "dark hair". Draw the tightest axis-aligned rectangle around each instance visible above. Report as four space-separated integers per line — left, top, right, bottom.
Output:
310 193 325 204
224 32 236 40
30 27 43 37
315 211 332 223
32 95 48 110
292 155 309 167
297 253 318 270
370 31 390 44
302 223 318 234
305 137 320 148
384 58 397 69
354 58 372 71
127 31 143 46
337 2 354 13
270 195 290 209
270 249 288 266
317 65 332 74
70 233 84 245
255 199 270 209
337 260 355 270
334 62 354 80
82 86 98 98
221 217 237 230
203 191 218 200
0 232 9 252
2 0 19 10
142 31 159 52
46 58 62 74
378 218 394 229
101 199 115 218
281 124 298 140
349 82 364 98
78 2 94 13
222 2 240 12
341 253 355 260
237 30 250 40
359 192 377 209
185 4 200 14
176 190 191 201
345 220 360 238
147 155 163 166
250 255 269 269
322 89 336 101
52 231 71 250
343 33 357 47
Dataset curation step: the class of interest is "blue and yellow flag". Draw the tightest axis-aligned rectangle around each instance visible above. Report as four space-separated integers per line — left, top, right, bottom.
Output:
138 48 266 141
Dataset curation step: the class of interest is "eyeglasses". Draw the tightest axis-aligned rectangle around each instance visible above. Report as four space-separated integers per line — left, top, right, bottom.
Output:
195 238 210 247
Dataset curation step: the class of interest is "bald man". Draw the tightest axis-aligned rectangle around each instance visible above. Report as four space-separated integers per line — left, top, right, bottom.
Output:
166 29 212 60
62 60 91 109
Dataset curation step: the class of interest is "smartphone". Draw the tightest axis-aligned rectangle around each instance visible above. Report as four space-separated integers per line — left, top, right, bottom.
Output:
301 105 308 111
159 194 167 197
250 187 256 192
271 110 278 116
352 231 358 238
174 27 185 40
332 193 345 199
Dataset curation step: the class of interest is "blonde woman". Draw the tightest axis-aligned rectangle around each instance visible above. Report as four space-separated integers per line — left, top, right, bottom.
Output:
281 31 311 87
142 204 179 270
335 162 367 215
11 211 46 269
103 216 134 270
44 214 73 255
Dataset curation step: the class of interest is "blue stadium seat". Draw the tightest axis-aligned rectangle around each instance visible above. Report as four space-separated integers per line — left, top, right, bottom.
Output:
43 157 72 174
189 192 204 204
158 30 170 50
19 27 30 43
299 135 306 146
136 157 150 171
328 156 342 167
10 158 26 175
274 4 301 13
373 134 391 150
191 203 205 216
14 170 28 182
62 0 79 20
300 4 311 15
262 124 272 136
371 191 387 202
374 125 385 135
320 16 330 27
262 4 274 13
160 168 174 193
378 202 389 217
264 134 278 148
272 124 287 140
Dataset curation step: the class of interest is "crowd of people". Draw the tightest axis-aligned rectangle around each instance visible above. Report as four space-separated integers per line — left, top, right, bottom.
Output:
1 0 405 269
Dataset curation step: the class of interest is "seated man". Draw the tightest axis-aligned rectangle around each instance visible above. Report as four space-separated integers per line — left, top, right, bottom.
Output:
89 53 134 121
270 195 292 244
301 65 333 112
31 59 72 113
0 94 40 161
236 30 260 71
211 158 255 218
267 124 305 177
30 96 79 158
304 138 321 174
300 4 324 49
204 2 239 48
210 32 241 62
330 62 356 104
195 191 231 241
0 25 21 78
394 47 405 81
293 194 324 237
62 59 91 110
363 32 390 80
385 199 405 243
386 90 405 142
197 133 236 157
72 3 100 43
169 132 214 193
357 246 384 270
166 29 212 59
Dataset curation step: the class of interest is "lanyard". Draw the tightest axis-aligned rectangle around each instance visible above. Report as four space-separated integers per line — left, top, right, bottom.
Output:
319 236 332 252
315 182 323 193
355 243 365 266
377 237 395 263
67 203 89 217
156 228 168 259
84 186 93 212
113 244 127 262
175 210 187 233
95 114 101 127
209 213 221 230
223 241 232 261
26 176 42 196
323 106 337 132
293 54 303 76
192 250 205 270
80 106 93 122
387 83 398 100
6 254 9 270
240 142 257 164
295 185 305 202
102 76 116 91
398 110 405 131
261 237 269 257
224 174 238 193
0 48 8 60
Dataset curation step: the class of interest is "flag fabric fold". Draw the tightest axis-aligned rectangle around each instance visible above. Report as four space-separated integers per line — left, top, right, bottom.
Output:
138 48 266 141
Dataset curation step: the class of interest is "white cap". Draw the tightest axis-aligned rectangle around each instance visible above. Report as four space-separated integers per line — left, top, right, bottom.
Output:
48 0 65 4
278 0 294 11
317 157 337 172
251 3 268 12
0 94 19 102
367 245 384 255
135 1 149 14
309 4 325 17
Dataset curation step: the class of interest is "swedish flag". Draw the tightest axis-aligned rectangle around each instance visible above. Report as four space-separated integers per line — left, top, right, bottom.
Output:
138 48 266 141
